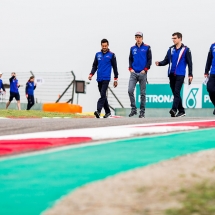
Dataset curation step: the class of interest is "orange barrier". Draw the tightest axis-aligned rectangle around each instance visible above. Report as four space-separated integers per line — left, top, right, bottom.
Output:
43 103 82 113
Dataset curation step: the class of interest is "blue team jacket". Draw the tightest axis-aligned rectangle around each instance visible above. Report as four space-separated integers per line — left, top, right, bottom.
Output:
129 43 152 73
10 76 19 93
0 79 5 91
90 50 118 82
205 43 215 75
26 81 36 95
159 44 193 77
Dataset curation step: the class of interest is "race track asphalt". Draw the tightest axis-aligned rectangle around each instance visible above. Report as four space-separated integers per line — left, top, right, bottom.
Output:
0 117 214 136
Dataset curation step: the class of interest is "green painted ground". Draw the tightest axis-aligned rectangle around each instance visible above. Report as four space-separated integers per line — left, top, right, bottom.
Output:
0 128 215 215
0 110 93 118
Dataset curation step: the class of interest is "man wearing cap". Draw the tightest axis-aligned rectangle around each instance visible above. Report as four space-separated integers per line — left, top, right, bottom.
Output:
6 72 21 110
155 32 193 117
88 38 118 118
128 32 152 118
0 72 6 95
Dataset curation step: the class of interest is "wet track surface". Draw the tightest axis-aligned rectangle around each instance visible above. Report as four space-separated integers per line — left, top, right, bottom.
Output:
0 117 214 136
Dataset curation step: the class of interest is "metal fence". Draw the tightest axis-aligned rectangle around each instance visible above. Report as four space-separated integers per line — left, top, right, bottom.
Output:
1 71 74 104
1 71 205 110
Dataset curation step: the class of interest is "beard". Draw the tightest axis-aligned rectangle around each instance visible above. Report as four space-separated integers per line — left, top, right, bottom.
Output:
102 48 108 53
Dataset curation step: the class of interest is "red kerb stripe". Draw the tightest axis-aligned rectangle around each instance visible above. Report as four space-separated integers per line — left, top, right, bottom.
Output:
0 137 92 156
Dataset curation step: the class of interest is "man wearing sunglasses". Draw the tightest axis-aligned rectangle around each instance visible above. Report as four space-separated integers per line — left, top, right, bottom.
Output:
155 32 193 117
128 32 152 118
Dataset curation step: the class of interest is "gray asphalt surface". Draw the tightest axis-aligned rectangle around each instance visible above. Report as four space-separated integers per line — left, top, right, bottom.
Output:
0 117 214 136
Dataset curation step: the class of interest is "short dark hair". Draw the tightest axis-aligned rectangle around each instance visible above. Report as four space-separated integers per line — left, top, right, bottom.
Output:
101 38 109 45
30 76 34 79
172 32 182 39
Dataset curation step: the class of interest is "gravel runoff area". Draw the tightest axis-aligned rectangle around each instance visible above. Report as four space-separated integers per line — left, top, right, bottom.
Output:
0 117 215 136
44 149 215 215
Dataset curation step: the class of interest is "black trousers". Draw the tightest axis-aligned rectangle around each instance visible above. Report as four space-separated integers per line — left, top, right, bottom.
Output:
97 80 111 114
169 74 185 113
207 74 215 107
27 95 35 110
208 92 215 107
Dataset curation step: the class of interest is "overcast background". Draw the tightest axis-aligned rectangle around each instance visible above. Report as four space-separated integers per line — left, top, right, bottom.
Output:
0 0 214 111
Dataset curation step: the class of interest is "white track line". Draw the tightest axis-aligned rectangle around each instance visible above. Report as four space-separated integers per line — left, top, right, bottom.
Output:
0 126 198 140
0 119 209 141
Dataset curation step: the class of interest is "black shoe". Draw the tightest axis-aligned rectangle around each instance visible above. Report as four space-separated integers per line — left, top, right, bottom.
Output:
129 110 137 117
176 112 186 117
103 112 111 118
139 112 145 118
94 111 100 118
169 109 177 117
213 109 215 115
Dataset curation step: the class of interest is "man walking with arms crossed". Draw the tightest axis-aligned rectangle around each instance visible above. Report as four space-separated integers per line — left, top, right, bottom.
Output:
155 32 193 117
128 32 152 118
88 39 118 118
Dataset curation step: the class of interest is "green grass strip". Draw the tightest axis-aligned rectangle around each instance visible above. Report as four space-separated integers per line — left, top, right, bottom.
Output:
166 181 215 215
0 110 92 118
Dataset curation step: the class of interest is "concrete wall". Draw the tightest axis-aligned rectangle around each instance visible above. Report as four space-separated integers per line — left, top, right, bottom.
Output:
0 103 42 110
115 108 215 118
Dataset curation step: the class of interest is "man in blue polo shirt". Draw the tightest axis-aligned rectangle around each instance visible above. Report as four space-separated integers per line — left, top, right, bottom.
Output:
128 32 152 118
88 39 118 118
205 42 215 115
155 32 193 117
6 72 21 110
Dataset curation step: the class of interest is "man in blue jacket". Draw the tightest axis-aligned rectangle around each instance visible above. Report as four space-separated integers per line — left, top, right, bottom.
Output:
128 32 152 118
88 39 118 118
6 72 21 110
0 72 6 94
26 75 37 110
155 32 193 117
205 43 215 114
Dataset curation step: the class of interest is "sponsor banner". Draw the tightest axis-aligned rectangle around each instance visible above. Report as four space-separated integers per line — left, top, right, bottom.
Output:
136 84 175 108
136 84 213 108
182 84 202 108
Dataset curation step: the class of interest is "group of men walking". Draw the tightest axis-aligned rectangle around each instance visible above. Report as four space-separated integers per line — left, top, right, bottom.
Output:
89 32 215 118
0 72 37 110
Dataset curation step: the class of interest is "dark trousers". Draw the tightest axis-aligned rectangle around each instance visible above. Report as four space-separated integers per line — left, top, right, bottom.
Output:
209 92 215 107
169 74 185 113
207 74 215 107
27 95 35 110
97 80 111 114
